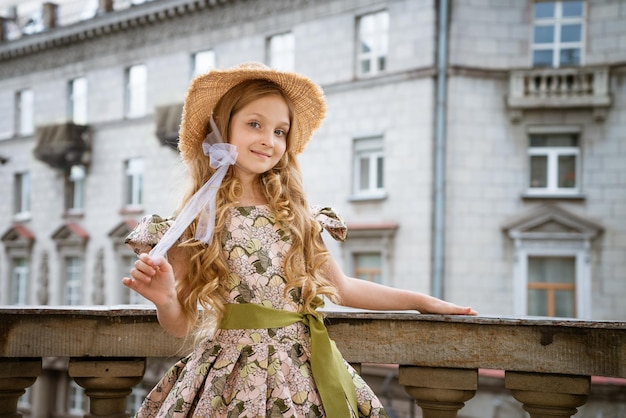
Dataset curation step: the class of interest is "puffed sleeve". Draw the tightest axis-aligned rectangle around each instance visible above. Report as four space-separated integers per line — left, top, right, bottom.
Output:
125 214 174 255
311 205 347 242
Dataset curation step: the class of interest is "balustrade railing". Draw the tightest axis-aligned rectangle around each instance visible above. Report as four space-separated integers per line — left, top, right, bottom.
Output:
507 66 612 121
1 306 625 418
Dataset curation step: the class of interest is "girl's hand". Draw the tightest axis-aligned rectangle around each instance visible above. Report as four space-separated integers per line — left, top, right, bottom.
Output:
419 299 478 316
122 253 177 308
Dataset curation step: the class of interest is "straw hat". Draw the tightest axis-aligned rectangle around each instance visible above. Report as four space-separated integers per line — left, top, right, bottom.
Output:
178 62 327 162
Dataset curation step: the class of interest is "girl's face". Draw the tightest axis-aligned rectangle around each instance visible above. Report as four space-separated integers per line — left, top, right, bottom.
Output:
229 94 290 181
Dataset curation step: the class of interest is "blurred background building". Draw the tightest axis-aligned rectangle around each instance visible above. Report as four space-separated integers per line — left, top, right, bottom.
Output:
0 0 624 416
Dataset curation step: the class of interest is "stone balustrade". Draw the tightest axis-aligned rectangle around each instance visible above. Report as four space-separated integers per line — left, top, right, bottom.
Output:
506 66 612 121
1 306 625 418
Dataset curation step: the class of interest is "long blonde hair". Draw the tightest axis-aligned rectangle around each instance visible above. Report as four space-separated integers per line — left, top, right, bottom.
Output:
175 79 339 338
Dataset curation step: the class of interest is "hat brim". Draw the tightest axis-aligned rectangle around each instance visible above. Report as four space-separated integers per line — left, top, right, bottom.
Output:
179 63 327 162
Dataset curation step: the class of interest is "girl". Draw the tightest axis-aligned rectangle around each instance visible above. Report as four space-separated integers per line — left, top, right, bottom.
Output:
124 62 476 418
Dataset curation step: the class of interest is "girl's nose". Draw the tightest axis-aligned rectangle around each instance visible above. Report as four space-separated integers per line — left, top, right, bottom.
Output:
261 131 275 147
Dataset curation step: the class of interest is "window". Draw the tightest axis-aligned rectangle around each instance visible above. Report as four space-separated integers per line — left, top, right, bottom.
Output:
357 10 389 76
69 77 88 125
268 32 295 72
10 257 29 305
14 172 31 220
353 136 385 198
354 252 383 284
67 380 86 415
341 225 397 287
192 50 216 78
125 64 147 118
64 256 82 305
125 158 144 208
16 89 34 136
527 132 579 196
528 256 576 317
532 1 584 67
504 204 600 319
66 165 86 214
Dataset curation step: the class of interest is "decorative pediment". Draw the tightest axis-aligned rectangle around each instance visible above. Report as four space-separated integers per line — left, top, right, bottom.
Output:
155 103 183 150
502 204 603 240
108 219 137 244
33 122 91 170
51 222 89 247
1 224 35 248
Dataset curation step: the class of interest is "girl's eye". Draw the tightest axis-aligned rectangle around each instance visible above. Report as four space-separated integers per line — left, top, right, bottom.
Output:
248 121 260 129
275 129 286 137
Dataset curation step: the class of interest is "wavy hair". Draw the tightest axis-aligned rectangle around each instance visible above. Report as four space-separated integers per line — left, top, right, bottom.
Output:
175 79 339 341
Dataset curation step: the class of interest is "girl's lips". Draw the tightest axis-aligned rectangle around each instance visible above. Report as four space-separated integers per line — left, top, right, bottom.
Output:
251 150 270 158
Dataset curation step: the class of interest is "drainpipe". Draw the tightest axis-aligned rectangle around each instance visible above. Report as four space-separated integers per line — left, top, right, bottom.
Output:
431 0 449 299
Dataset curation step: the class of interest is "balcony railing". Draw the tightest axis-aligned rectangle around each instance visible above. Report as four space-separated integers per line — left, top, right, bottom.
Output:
1 306 625 418
507 66 612 121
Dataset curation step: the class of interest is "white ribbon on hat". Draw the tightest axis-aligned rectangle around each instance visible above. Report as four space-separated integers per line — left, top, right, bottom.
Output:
150 116 238 259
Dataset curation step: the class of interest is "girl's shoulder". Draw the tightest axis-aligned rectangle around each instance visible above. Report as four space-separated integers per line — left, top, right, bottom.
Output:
310 205 347 242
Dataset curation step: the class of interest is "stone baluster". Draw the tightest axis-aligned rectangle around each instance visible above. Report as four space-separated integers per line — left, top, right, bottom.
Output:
505 371 590 418
68 358 146 418
0 359 42 418
399 366 477 418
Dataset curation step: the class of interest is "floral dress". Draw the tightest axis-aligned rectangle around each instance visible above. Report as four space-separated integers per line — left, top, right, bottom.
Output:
131 205 388 418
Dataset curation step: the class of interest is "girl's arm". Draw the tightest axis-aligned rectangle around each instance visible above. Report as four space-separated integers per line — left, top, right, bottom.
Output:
122 249 191 337
324 255 477 315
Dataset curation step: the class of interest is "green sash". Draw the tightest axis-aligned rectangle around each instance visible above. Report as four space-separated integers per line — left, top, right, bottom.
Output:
220 303 358 418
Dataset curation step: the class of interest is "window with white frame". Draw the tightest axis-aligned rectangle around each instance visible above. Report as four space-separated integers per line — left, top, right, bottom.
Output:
504 205 600 319
125 157 144 208
527 256 576 317
353 136 385 198
14 172 31 220
357 10 389 76
16 89 34 136
192 50 216 78
527 132 579 195
125 64 147 118
268 32 295 72
67 380 86 415
532 0 584 67
69 77 88 125
354 252 383 284
10 257 29 305
64 256 83 305
66 165 86 214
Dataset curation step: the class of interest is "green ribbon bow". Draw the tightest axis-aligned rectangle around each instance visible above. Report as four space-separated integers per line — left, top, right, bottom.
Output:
220 303 358 418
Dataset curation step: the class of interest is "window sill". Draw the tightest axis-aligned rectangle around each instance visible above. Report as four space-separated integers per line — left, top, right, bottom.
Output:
521 192 586 201
348 192 388 202
64 209 85 219
12 212 32 223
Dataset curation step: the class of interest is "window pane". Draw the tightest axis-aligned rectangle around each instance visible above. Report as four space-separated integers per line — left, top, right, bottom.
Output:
528 289 547 316
560 24 581 42
18 89 35 136
534 2 555 19
555 290 576 317
70 77 88 125
269 33 295 72
530 257 575 284
359 158 370 190
530 156 548 188
354 253 382 284
193 50 215 77
562 1 583 17
534 26 554 44
376 156 384 188
532 50 554 67
530 134 578 147
559 48 580 66
557 155 577 188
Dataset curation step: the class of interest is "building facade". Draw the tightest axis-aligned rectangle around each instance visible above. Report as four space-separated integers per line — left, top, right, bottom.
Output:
0 0 624 416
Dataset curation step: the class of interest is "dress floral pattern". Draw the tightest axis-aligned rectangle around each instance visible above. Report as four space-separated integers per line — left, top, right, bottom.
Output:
135 205 388 418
